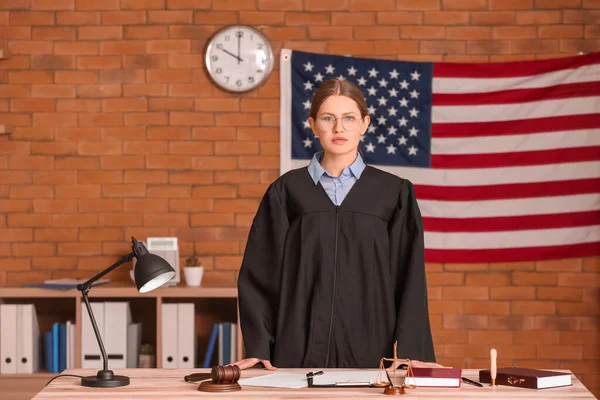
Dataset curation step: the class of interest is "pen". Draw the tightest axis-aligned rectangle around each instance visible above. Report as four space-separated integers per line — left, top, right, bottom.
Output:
461 377 483 387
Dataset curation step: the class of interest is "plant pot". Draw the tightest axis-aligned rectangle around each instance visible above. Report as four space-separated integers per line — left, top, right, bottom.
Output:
139 354 155 368
184 266 204 287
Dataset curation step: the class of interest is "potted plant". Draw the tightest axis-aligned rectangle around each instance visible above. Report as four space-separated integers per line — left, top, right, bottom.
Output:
139 343 155 368
183 255 204 287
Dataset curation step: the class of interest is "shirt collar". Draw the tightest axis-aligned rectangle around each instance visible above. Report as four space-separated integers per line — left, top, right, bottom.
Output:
307 151 366 185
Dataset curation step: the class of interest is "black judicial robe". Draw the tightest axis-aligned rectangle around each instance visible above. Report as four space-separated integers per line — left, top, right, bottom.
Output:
237 165 435 368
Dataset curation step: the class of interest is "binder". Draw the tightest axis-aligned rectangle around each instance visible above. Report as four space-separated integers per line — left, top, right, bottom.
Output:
81 302 104 370
68 322 75 369
44 331 53 373
202 324 219 368
161 304 178 369
17 304 40 374
52 323 59 373
127 322 142 368
177 303 195 368
58 324 67 372
222 322 231 366
230 323 237 363
0 304 18 373
65 321 72 369
103 302 132 369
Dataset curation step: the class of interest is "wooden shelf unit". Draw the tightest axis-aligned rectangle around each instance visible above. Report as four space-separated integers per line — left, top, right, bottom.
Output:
0 286 243 376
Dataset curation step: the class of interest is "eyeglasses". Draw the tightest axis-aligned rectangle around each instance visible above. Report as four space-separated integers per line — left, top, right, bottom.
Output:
315 115 362 131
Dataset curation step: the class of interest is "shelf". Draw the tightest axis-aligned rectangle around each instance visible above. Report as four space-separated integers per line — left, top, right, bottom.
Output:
0 286 237 298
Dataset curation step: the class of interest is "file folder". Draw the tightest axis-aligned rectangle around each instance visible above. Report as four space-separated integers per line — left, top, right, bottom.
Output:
81 302 104 369
161 303 178 369
103 302 132 369
17 304 40 374
0 304 18 373
177 303 195 368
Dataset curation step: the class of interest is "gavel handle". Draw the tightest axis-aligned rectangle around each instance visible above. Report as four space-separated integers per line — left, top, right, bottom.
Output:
184 372 212 382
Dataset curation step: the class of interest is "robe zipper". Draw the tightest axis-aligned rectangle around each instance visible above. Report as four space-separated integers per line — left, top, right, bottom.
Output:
324 205 340 367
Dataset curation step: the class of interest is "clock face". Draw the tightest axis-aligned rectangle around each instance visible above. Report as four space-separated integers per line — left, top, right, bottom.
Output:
205 26 274 93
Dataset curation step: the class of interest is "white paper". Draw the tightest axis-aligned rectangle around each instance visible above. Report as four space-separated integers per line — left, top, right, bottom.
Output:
237 372 308 389
312 370 385 386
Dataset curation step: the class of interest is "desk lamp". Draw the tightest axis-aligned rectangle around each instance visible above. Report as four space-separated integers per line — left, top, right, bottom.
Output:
77 237 175 388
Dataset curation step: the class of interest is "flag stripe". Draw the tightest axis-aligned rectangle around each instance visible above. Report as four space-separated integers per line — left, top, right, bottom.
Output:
432 129 600 154
433 63 600 94
432 114 600 138
433 81 600 106
360 161 600 187
433 52 600 79
432 97 600 123
425 225 600 249
419 193 599 218
414 178 600 201
423 210 600 232
431 146 600 168
425 242 600 263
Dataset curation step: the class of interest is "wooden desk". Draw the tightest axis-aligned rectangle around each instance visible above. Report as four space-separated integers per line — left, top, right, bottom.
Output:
34 368 595 399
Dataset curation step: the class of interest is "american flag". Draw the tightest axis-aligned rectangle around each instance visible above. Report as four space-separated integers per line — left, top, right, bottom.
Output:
279 49 600 263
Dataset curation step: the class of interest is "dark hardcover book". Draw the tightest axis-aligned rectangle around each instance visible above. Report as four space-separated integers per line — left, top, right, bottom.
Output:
479 367 572 389
405 367 462 387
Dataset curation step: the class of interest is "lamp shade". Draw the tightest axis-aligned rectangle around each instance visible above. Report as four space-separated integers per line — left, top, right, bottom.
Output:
134 252 176 293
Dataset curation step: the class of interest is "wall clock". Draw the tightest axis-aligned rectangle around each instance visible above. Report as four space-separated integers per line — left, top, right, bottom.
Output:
204 25 274 93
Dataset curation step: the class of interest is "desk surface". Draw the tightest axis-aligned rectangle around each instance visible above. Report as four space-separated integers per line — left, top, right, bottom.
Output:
34 368 595 399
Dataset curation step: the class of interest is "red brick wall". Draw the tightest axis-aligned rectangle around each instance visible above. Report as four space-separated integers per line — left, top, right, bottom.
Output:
0 0 598 395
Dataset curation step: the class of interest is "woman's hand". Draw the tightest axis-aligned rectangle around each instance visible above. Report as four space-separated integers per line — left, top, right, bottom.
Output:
386 359 447 371
232 358 277 371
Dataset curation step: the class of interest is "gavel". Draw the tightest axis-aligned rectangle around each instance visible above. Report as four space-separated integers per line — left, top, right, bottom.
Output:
184 365 242 392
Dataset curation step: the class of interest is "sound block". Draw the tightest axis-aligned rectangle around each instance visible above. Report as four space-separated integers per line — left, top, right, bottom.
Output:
383 386 405 395
198 381 242 392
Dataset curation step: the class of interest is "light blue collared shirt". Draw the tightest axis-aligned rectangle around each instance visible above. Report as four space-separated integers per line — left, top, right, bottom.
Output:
307 151 366 206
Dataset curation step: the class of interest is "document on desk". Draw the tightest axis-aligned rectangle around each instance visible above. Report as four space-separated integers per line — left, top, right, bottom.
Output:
237 370 385 389
237 372 308 389
312 370 383 386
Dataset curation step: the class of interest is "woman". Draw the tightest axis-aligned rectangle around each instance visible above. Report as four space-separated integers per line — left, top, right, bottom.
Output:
235 78 437 371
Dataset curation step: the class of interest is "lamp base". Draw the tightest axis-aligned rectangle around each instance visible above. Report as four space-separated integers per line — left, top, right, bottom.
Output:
81 370 130 388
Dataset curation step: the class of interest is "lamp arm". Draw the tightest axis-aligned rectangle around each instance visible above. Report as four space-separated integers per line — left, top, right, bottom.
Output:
80 289 110 372
76 252 134 292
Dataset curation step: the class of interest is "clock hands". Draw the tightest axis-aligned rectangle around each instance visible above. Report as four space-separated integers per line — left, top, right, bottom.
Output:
237 31 242 65
219 47 243 63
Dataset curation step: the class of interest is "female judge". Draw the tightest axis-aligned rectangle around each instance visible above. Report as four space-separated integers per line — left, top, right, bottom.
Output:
235 78 438 371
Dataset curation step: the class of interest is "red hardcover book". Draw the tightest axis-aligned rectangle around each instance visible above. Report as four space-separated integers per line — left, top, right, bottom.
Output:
479 367 572 389
404 367 461 388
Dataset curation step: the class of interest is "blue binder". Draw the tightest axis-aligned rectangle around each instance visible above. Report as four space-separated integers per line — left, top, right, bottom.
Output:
202 324 219 368
52 323 59 373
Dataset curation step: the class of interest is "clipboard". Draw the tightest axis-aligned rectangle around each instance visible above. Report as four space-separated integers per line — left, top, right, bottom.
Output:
306 370 390 388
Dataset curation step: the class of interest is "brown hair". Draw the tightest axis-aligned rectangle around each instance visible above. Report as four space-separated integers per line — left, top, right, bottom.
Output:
309 78 369 120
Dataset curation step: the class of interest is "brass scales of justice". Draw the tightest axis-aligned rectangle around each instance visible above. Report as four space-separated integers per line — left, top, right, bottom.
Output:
374 341 418 395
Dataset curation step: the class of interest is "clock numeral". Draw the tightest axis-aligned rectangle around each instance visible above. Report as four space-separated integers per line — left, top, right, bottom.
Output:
224 35 230 41
248 77 255 84
215 67 222 74
250 34 254 41
236 79 243 87
236 31 243 38
257 43 263 49
216 43 223 50
211 55 218 62
257 69 263 73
